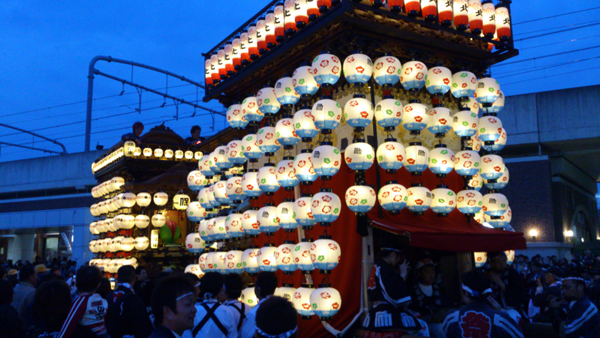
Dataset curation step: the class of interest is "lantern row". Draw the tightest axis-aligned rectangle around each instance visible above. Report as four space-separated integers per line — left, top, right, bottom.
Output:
90 257 139 274
92 177 125 198
89 237 149 254
90 191 189 218
206 0 512 88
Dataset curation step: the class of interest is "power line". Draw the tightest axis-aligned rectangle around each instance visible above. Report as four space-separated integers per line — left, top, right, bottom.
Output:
515 22 600 42
516 20 600 37
519 34 600 51
513 6 600 26
493 45 600 67
502 65 600 87
495 56 600 79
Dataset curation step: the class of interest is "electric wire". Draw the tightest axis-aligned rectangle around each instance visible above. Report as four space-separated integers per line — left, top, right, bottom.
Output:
502 65 600 87
493 45 600 67
519 35 600 50
515 22 600 42
494 56 600 79
513 6 600 26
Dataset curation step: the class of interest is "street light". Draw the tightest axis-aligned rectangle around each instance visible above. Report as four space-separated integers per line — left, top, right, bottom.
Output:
529 229 538 241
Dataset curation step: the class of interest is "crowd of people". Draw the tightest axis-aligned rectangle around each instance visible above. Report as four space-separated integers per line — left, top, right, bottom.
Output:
1 248 599 338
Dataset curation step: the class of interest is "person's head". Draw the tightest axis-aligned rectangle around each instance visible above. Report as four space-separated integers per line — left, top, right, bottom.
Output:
76 265 102 293
378 248 404 267
97 277 112 300
543 266 564 285
487 251 508 273
461 269 492 304
561 276 586 301
183 273 201 298
31 280 72 331
117 265 137 286
133 122 144 136
191 125 201 138
255 272 278 300
0 279 14 304
199 272 225 301
19 264 37 285
50 267 61 276
416 259 436 286
255 296 298 338
151 276 197 334
224 273 244 300
135 266 148 282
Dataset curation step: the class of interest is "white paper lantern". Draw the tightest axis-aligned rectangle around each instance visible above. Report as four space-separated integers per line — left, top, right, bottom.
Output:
375 98 403 130
310 286 341 320
257 86 281 114
185 264 204 279
225 213 244 238
242 134 264 160
474 252 487 268
402 102 429 133
277 200 297 231
227 103 248 129
257 245 278 272
89 222 99 235
294 151 317 183
293 107 319 140
275 75 301 106
294 195 317 228
488 127 507 152
482 193 509 217
378 182 408 214
457 189 483 214
258 165 280 193
276 117 300 147
294 240 315 271
210 216 229 241
225 177 244 202
475 78 501 105
453 110 479 138
373 55 401 87
242 209 261 236
276 242 297 272
468 172 484 191
485 166 509 190
293 64 319 97
344 96 373 129
454 150 481 177
198 220 210 241
212 251 227 274
427 106 453 135
406 184 432 214
121 215 135 230
185 233 205 254
480 154 505 181
225 250 244 274
451 71 477 98
204 218 218 242
311 52 341 87
242 171 263 198
241 248 261 274
187 171 206 191
311 237 341 272
198 158 215 177
275 285 296 302
345 142 375 171
153 192 168 206
293 286 315 317
311 189 341 224
312 144 341 178
133 193 149 209
227 140 247 165
214 145 233 171
426 66 452 95
257 126 281 154
207 185 220 208
485 206 512 228
404 142 430 174
478 115 503 144
401 60 427 91
121 192 136 208
376 139 405 173
110 177 125 191
345 185 376 214
257 204 280 235
213 181 230 204
199 252 210 271
240 287 259 306
312 99 342 132
173 193 191 211
242 96 263 123
186 202 206 223
198 188 211 209
151 214 166 228
430 187 456 216
488 90 505 114
429 145 455 177
344 53 373 85
276 158 299 188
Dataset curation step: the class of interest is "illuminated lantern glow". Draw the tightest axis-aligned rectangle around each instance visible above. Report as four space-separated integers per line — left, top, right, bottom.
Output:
241 134 264 160
311 51 341 87
310 286 341 320
293 151 317 183
257 165 280 193
293 285 315 317
143 147 153 157
430 186 456 216
294 240 315 271
344 96 374 129
293 107 319 140
232 35 241 70
210 53 219 85
457 189 483 214
257 126 281 155
153 192 169 206
312 143 341 178
294 194 317 228
185 150 194 160
478 115 503 144
227 103 248 129
311 189 341 224
276 157 299 188
495 5 512 41
421 0 437 20
293 64 320 98
402 102 429 132
427 106 453 136
217 48 227 80
426 66 452 96
404 142 430 174
378 182 408 214
186 202 206 222
307 0 319 19
453 110 479 137
227 140 247 165
213 181 230 205
185 264 204 279
265 10 276 49
110 177 125 191
482 192 509 217
212 251 227 274
275 75 300 106
453 0 469 29
468 0 483 34
195 151 203 162
241 286 259 306
454 150 481 177
122 192 137 208
343 53 373 85
485 206 512 228
176 150 185 160
284 0 297 34
474 78 501 105
429 145 455 177
210 216 230 241
376 138 405 172
480 154 505 181
277 199 297 231
451 71 478 98
121 215 135 230
256 17 267 54
198 253 210 272
226 176 245 202
482 1 496 38
318 0 332 12
151 214 166 228
438 0 453 25
468 134 483 152
468 172 484 191
485 166 509 190
345 142 375 171
375 98 403 130
275 285 296 303
257 86 281 115
225 250 244 274
242 96 263 123
488 90 505 114
274 2 285 42
345 185 376 214
373 55 401 87
311 237 341 273
225 213 244 238
294 0 309 28
224 41 234 75
242 209 261 236
276 117 300 147
198 158 215 177
198 220 210 242
400 60 427 91
474 252 487 267
198 188 211 209
473 208 486 224
405 0 421 15
242 170 263 198
185 233 205 254
247 23 259 59
276 242 297 272
205 59 213 86
90 222 99 235
239 29 250 65
207 185 220 208
173 193 191 211
187 170 206 191
406 184 432 214
257 204 280 235
257 245 278 272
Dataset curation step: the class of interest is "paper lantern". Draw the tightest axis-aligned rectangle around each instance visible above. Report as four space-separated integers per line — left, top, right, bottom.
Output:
311 51 341 87
175 149 184 160
468 0 483 33
294 0 309 28
404 142 430 174
241 286 259 306
153 192 168 206
225 250 244 274
294 240 315 271
482 192 509 217
241 248 261 274
376 139 405 172
275 75 301 106
429 145 455 177
430 187 456 216
208 184 220 207
373 55 401 87
225 177 244 203
310 286 341 320
227 103 248 129
198 188 211 209
495 5 512 40
256 17 268 54
438 0 453 25
343 53 373 85
375 98 403 130
110 177 125 191
154 148 164 158
94 220 105 234
276 117 300 147
478 115 503 143
173 193 191 210
451 71 477 99
257 245 278 272
312 143 341 178
293 107 319 140
89 241 96 253
294 151 317 183
311 237 341 272
242 209 261 236
480 154 505 181
185 233 205 254
468 172 484 191
121 192 136 208
473 209 485 224
276 242 297 272
242 134 264 160
344 96 374 129
482 1 496 37
312 99 342 132
212 251 227 274
185 264 204 279
485 206 512 228
454 150 481 177
294 195 318 228
453 0 469 29
226 140 246 166
89 222 99 235
265 10 277 48
277 200 297 231
427 106 453 136
406 184 432 214
242 171 262 198
199 252 210 271
426 66 452 95
212 146 232 171
257 126 281 154
468 134 483 152
213 181 229 204
400 60 427 91
275 286 296 304
186 202 206 222
402 102 429 133
485 166 509 190
152 214 166 228
133 193 150 209
225 213 244 238
345 142 375 171
453 110 479 137
257 204 280 235
198 158 215 177
198 220 210 242
378 182 408 214
457 190 483 214
210 216 230 241
474 252 487 268
241 96 263 123
474 78 501 105
257 164 280 193
293 285 315 317
121 215 135 230
293 64 319 97
345 185 376 214
276 157 299 188
488 90 505 115
187 171 206 191
311 189 341 224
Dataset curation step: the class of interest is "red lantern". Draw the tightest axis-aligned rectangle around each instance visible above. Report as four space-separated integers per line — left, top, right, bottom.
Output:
205 59 213 86
405 0 420 16
275 3 285 42
496 5 511 41
388 0 404 12
438 0 452 26
468 0 483 34
295 0 309 29
265 10 277 49
454 0 469 30
421 0 436 21
248 23 259 59
307 0 320 20
240 29 251 65
482 1 496 38
256 17 268 54
284 0 297 34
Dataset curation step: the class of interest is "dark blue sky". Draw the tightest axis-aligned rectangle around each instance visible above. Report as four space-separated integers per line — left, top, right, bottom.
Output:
1 0 599 162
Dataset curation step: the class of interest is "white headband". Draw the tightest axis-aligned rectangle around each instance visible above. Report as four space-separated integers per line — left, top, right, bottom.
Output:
462 284 491 298
380 247 402 253
176 292 196 301
257 326 298 338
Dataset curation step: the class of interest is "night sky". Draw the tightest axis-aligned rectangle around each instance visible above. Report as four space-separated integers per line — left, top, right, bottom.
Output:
1 0 599 162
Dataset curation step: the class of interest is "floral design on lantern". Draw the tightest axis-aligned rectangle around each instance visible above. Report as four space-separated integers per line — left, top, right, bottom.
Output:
312 143 341 178
242 96 263 123
276 157 299 188
241 286 259 306
406 184 432 214
378 182 408 214
257 126 281 154
345 185 376 214
277 200 297 231
485 166 509 190
242 170 263 198
311 189 341 224
375 98 403 130
478 115 503 144
453 110 479 138
227 103 248 129
276 242 297 272
257 204 280 235
474 78 501 105
427 107 453 136
454 150 481 177
227 140 247 165
429 145 455 177
404 142 430 174
226 176 245 202
257 164 280 193
311 237 341 272
488 127 507 152
257 245 278 272
185 233 205 254
293 151 317 183
376 138 405 172
373 55 401 87
293 107 319 140
312 99 342 132
213 181 230 204
293 64 320 97
482 192 509 217
426 66 452 95
225 213 244 238
488 90 505 114
311 52 341 87
242 209 261 236
275 75 301 106
294 240 315 271
293 285 315 317
212 251 227 273
480 154 505 181
343 52 373 85
430 186 456 216
293 195 317 228
401 60 427 91
344 96 374 129
485 206 512 228
241 134 264 160
186 202 206 222
310 286 341 320
185 264 204 279
451 71 477 98
198 188 211 209
402 102 429 132
187 170 206 191
345 141 375 171
198 158 215 177
257 86 281 115
457 189 483 214
209 216 229 241
276 117 300 146
224 250 244 274
468 171 484 191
